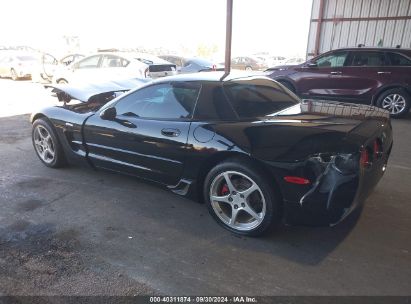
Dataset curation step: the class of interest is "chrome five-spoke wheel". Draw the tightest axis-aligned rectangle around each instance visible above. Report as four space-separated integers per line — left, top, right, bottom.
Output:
381 93 406 115
209 171 266 231
33 125 55 164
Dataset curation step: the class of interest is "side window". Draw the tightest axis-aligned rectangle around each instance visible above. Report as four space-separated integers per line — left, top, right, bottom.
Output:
77 55 101 69
101 55 129 68
194 84 237 121
316 52 348 68
60 55 73 66
387 52 411 66
349 51 387 67
43 54 57 65
224 79 299 119
115 83 201 120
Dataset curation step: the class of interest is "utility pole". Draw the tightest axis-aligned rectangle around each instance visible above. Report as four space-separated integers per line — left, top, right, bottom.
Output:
222 0 233 80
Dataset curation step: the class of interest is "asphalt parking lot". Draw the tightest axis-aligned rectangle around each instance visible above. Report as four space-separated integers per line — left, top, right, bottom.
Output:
0 79 411 296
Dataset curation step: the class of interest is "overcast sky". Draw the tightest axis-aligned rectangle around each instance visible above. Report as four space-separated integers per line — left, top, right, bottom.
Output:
1 0 313 58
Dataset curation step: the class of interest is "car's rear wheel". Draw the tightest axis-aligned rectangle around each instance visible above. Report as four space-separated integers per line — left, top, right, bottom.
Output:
204 159 279 236
32 118 66 168
376 88 410 118
11 69 18 81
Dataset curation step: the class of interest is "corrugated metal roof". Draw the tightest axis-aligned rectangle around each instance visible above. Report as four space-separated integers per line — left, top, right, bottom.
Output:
307 0 411 58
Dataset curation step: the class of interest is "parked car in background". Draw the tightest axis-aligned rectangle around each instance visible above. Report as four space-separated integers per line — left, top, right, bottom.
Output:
31 73 392 236
265 56 286 67
266 47 411 118
0 52 38 80
60 54 85 66
159 55 224 74
32 53 86 83
231 56 267 71
53 52 176 84
133 52 177 78
158 55 185 70
283 57 305 66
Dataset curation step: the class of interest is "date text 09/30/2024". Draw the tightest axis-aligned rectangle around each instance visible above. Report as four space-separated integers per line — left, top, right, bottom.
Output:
149 296 257 303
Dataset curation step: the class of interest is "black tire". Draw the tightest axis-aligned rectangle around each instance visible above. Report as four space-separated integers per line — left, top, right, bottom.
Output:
278 80 296 93
203 158 280 236
11 69 18 81
376 88 410 118
57 79 68 84
32 118 67 168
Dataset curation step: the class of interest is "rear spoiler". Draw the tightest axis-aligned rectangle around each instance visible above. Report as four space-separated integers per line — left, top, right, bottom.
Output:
45 78 150 103
301 99 389 120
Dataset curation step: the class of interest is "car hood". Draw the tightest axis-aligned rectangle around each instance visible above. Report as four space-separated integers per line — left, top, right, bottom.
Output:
46 78 150 102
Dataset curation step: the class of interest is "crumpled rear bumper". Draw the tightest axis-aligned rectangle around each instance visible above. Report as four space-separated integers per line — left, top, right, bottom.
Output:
283 143 392 226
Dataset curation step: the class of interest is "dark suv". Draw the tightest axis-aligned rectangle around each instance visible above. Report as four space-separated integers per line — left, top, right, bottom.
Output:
266 47 411 118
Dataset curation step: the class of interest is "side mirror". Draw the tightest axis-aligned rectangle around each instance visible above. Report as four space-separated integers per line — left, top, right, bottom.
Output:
307 62 318 68
100 107 117 120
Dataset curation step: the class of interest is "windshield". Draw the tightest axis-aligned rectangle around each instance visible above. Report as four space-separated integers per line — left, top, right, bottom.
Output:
224 78 299 119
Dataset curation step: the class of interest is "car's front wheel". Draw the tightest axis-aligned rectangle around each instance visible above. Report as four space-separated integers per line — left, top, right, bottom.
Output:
32 118 66 168
377 88 410 118
204 159 279 236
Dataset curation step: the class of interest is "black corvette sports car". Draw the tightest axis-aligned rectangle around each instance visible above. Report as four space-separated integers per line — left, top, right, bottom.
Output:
31 73 392 236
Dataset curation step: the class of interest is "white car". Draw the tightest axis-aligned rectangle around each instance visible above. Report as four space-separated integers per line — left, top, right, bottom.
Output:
266 56 287 67
53 52 176 84
0 52 38 80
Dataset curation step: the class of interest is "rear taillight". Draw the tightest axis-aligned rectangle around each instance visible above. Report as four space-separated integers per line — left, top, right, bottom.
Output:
144 68 149 78
360 148 371 168
212 64 217 71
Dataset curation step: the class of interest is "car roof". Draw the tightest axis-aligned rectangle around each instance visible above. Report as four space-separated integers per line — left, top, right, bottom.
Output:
332 47 411 52
151 71 270 84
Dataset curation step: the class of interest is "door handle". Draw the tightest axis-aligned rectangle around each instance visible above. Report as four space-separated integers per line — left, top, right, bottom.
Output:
377 71 391 75
115 118 137 128
161 128 181 137
330 71 342 75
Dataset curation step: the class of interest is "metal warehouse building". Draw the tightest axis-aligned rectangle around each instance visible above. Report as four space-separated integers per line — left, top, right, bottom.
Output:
307 0 411 58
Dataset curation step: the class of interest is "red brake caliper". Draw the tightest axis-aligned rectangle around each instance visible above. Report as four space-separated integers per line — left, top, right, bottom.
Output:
220 184 229 196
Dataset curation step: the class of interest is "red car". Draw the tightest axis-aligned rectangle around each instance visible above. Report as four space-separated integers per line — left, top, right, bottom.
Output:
266 47 411 118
